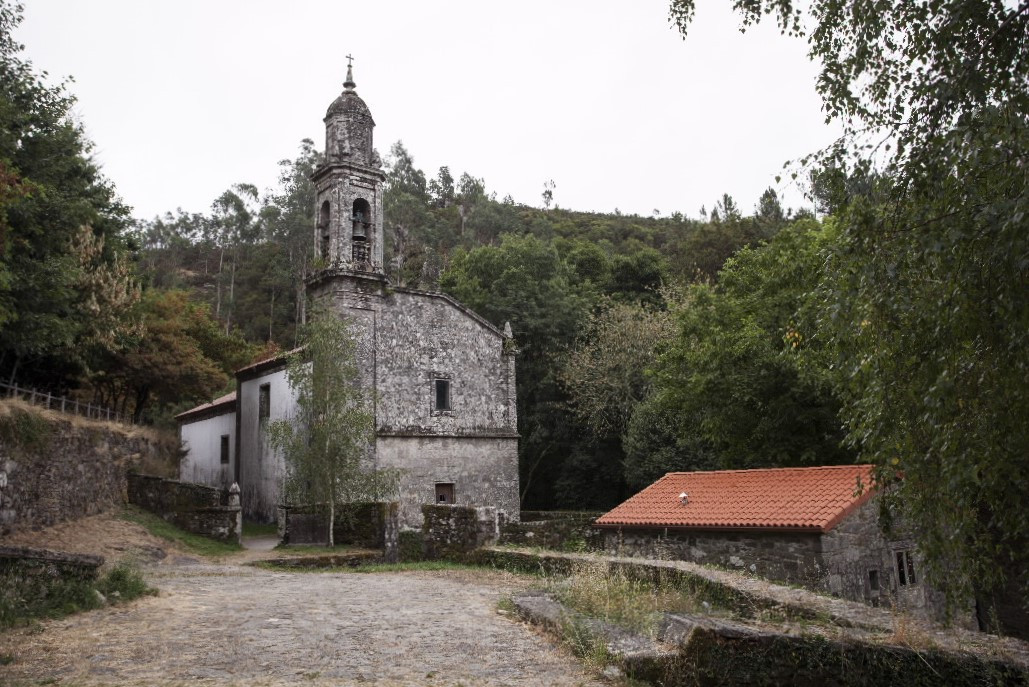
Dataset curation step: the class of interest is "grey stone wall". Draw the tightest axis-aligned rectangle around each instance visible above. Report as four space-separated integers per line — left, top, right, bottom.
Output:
501 511 604 550
601 527 825 588
375 289 516 435
0 403 176 535
127 474 241 544
821 497 976 628
422 504 500 560
378 435 519 527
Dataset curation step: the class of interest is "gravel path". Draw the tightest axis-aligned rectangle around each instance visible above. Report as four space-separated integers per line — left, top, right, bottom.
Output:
0 562 603 687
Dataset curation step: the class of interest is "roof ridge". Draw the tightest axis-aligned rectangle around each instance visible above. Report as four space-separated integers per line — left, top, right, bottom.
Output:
663 464 872 477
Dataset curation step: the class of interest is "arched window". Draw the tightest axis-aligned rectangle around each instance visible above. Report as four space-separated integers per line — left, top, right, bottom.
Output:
352 198 371 241
318 201 331 260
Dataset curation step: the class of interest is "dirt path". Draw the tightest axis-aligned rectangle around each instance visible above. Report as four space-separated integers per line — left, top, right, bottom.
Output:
0 518 603 687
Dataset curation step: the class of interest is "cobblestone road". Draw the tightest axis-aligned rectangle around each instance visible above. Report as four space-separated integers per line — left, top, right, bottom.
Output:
0 562 603 687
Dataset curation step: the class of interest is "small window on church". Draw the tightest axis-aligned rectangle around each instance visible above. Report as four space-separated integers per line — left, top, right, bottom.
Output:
896 550 917 586
220 435 230 465
434 379 451 412
435 483 455 504
259 383 270 421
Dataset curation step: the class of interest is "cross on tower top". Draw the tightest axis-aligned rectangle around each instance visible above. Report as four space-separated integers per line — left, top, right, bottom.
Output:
344 54 356 90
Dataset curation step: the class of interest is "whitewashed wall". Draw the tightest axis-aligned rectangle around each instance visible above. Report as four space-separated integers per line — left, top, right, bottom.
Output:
238 366 297 521
179 411 235 488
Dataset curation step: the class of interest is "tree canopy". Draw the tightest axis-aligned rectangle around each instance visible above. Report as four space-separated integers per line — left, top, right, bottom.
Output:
670 0 1029 607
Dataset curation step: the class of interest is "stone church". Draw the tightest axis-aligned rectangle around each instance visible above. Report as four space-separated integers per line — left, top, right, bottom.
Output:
177 65 520 527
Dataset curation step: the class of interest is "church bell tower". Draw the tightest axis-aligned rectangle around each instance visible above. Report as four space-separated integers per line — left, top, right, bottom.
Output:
310 58 386 282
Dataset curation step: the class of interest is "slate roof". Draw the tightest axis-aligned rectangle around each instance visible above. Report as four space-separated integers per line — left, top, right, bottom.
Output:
175 391 237 422
595 465 875 533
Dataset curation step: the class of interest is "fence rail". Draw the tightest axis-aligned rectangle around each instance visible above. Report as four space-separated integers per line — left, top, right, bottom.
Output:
0 381 134 425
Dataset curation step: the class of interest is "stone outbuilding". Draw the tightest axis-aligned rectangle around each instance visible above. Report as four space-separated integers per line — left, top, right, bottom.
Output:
177 64 520 529
595 465 965 626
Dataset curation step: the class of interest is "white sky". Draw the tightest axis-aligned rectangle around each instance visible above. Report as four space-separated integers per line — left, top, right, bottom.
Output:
17 0 838 222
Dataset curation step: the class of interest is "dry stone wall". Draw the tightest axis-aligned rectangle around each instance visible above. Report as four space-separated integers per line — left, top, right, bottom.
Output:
0 402 176 535
127 474 241 544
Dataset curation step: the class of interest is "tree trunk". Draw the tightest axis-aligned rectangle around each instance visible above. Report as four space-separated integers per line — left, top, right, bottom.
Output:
132 385 150 423
268 289 275 342
227 248 237 334
327 496 335 548
215 245 225 319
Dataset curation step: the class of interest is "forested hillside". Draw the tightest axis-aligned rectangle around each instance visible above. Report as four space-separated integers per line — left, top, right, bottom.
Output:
131 133 828 509
1 0 1025 614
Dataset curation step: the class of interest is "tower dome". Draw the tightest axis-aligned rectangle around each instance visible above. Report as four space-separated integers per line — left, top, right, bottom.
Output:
324 61 376 166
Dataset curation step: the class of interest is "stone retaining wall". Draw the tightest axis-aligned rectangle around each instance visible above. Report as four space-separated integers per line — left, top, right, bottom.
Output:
422 504 501 559
0 401 176 535
127 473 241 544
0 546 105 627
500 511 604 550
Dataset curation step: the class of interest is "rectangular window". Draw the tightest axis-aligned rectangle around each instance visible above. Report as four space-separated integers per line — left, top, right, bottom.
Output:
868 569 879 592
896 550 917 586
435 483 455 504
258 383 270 421
220 435 230 465
434 379 451 411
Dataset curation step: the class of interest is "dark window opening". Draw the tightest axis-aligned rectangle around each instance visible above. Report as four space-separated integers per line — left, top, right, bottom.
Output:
352 198 371 241
868 569 880 592
259 383 271 421
435 483 455 504
435 379 451 411
220 435 230 465
896 550 917 586
318 201 331 260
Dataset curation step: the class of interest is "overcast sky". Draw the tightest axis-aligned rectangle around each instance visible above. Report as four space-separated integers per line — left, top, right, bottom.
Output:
18 1 838 221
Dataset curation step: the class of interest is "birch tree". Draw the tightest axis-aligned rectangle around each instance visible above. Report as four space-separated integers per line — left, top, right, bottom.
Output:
267 310 397 546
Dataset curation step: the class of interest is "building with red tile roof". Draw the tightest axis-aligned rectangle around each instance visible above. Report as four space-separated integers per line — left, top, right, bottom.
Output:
595 465 960 627
595 465 874 532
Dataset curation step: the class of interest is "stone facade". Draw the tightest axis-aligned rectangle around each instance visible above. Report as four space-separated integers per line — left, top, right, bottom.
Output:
602 527 825 587
600 498 974 627
222 69 519 529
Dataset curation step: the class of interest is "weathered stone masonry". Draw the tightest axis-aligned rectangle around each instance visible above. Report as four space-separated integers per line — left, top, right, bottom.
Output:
0 402 176 535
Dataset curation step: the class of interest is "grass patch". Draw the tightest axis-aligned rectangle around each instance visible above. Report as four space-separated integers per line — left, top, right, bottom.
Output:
547 563 707 637
120 506 241 557
0 404 52 452
0 562 155 629
242 521 279 537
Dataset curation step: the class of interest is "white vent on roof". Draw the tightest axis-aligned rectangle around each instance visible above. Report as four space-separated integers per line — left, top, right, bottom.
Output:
679 492 689 505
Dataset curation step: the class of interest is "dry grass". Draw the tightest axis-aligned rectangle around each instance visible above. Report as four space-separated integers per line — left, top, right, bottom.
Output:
0 398 178 476
0 398 172 443
547 562 705 637
890 611 939 651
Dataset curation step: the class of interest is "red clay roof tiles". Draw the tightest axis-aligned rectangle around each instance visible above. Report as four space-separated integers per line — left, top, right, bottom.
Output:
595 465 875 533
